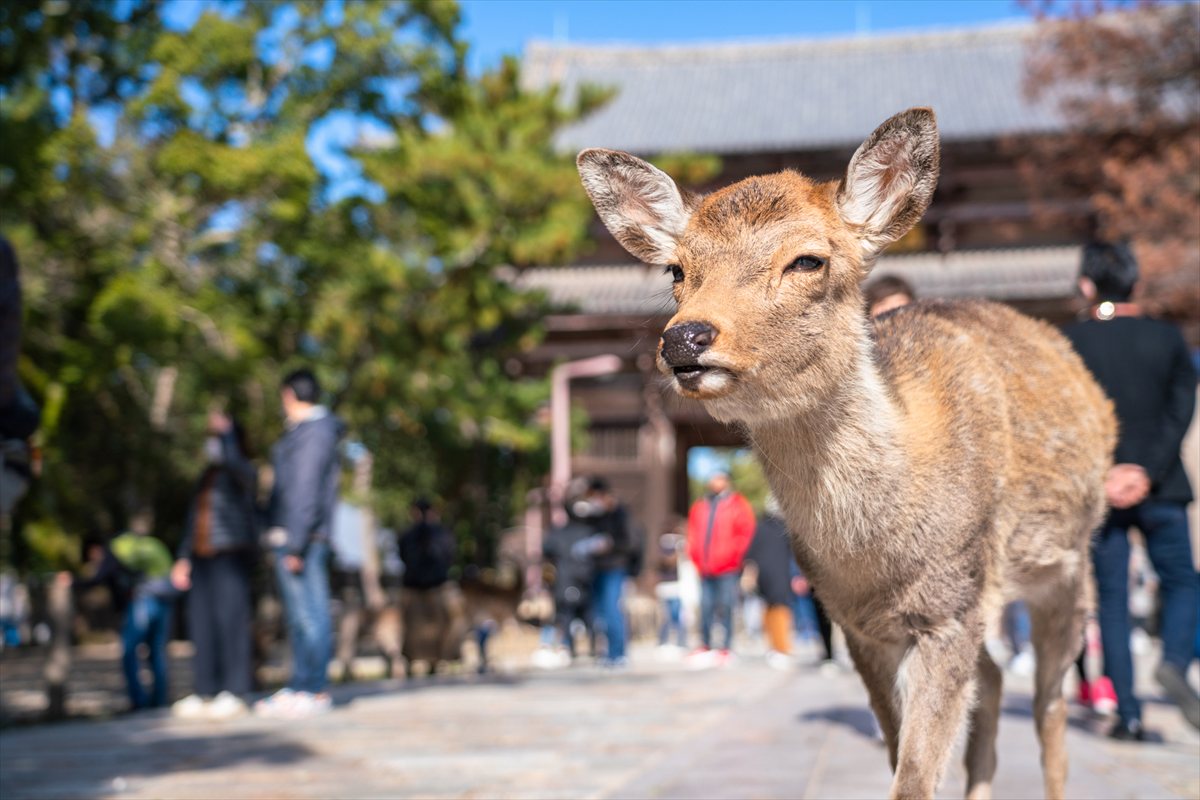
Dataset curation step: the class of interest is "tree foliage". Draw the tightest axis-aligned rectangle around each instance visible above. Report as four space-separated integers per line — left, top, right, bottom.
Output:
1019 1 1200 327
1 0 602 569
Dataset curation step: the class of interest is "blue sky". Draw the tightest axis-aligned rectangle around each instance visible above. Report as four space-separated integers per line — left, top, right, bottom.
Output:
458 0 1028 71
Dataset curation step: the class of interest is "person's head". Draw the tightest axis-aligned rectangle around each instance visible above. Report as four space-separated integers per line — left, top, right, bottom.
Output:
128 508 154 536
586 476 616 509
411 497 436 523
1079 241 1139 303
280 369 320 422
865 275 916 319
565 477 604 521
203 413 251 462
705 472 730 496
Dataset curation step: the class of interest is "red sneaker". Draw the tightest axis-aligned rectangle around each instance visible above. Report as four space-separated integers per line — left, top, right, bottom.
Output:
684 647 716 670
1077 678 1092 708
1090 677 1118 715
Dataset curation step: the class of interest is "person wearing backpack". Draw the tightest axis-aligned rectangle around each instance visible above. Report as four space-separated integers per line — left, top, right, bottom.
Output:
62 511 182 710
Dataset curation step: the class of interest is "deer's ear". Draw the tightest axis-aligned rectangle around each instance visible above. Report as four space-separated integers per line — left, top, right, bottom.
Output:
836 108 939 260
577 148 695 265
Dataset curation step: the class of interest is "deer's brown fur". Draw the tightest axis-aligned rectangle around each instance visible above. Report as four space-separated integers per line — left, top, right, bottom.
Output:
578 108 1115 800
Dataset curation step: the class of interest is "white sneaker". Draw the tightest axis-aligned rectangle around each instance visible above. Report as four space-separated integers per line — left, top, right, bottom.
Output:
172 694 209 719
765 650 794 671
684 648 717 671
531 647 568 670
283 691 332 719
254 688 297 718
818 658 842 677
1008 648 1035 678
207 691 248 720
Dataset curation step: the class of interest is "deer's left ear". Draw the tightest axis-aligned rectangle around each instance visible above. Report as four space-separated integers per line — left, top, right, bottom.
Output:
836 108 940 261
577 148 696 266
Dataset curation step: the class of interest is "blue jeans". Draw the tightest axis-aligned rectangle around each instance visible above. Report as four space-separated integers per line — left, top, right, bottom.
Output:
1004 601 1032 652
700 573 738 651
275 541 333 694
593 568 627 661
122 593 171 709
793 594 818 639
1092 501 1198 724
659 596 685 647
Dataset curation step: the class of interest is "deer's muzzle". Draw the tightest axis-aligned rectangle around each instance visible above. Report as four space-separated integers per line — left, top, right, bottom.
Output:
660 321 717 367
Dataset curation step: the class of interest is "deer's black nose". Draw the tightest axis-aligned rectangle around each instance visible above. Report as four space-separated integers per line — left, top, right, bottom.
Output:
661 321 717 366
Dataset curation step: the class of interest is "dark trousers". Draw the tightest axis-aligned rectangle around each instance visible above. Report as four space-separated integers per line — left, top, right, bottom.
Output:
699 573 738 651
1092 501 1198 724
189 552 253 698
812 592 834 661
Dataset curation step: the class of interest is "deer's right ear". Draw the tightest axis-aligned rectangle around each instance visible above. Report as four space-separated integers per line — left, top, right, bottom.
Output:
836 108 940 261
577 148 694 265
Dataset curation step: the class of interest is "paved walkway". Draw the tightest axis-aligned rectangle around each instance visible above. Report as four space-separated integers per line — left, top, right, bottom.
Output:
2 644 1198 800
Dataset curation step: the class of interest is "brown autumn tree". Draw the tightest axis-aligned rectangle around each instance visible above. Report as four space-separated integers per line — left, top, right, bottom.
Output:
1019 1 1199 332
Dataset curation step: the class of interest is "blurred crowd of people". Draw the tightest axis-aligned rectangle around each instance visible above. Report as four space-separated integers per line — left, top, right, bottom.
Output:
2 235 1197 740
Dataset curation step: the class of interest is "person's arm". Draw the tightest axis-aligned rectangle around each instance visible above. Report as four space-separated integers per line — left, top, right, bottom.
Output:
607 506 631 556
1141 331 1197 487
435 526 456 567
0 237 21 412
731 497 757 563
72 549 119 591
282 425 336 556
686 504 703 566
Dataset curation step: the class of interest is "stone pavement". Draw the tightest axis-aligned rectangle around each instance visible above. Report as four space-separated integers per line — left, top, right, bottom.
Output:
2 643 1198 800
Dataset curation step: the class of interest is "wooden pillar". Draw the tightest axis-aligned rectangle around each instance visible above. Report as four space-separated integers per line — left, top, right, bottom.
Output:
637 376 675 592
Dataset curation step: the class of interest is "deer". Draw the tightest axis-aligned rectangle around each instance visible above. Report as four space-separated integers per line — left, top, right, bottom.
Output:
576 108 1115 800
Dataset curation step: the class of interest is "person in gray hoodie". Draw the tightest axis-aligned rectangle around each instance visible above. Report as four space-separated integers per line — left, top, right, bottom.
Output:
256 369 344 719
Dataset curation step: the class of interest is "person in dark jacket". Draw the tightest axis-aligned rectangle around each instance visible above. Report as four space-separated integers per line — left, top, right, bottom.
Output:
1063 241 1199 739
398 499 465 673
581 478 633 666
170 412 258 719
542 496 600 662
745 497 798 669
256 369 344 718
0 237 39 522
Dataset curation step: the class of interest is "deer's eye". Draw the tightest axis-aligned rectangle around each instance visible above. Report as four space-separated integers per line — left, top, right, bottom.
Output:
784 255 826 273
666 265 684 284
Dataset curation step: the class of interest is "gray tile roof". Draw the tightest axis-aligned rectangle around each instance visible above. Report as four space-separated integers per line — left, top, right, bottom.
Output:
514 246 1081 316
522 22 1065 155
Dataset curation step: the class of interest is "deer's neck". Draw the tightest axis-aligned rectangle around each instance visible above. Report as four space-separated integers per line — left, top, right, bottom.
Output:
747 331 910 558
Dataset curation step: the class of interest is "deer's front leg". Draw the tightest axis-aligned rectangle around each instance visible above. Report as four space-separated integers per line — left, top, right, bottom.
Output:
890 619 981 800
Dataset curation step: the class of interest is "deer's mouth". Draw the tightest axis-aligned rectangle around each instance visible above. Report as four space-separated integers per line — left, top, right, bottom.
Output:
671 364 734 395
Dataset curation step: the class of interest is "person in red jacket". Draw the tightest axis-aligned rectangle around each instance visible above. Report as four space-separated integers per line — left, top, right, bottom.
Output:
686 472 755 666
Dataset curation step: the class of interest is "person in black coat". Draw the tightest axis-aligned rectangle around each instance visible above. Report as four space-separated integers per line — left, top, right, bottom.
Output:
745 497 799 667
170 412 258 718
542 504 599 661
398 499 466 673
1062 241 1199 739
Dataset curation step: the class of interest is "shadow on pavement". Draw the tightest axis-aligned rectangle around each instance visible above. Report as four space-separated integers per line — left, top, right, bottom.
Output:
327 664 661 708
1 725 313 800
797 704 881 742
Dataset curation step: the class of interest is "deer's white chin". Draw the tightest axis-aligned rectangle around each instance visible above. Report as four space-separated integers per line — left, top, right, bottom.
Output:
671 366 735 399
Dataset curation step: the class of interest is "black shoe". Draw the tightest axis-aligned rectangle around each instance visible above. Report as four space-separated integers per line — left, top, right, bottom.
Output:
1108 719 1146 742
1154 662 1200 731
